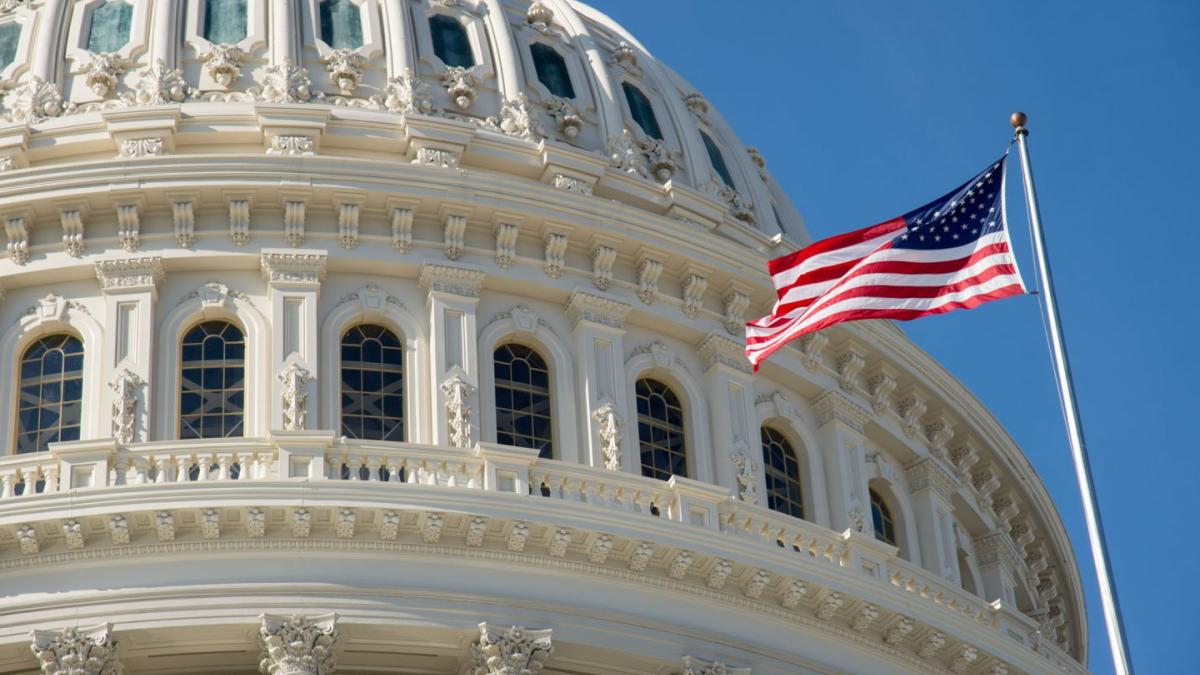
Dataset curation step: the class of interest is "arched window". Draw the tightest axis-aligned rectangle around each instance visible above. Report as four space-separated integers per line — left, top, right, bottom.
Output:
15 335 84 454
622 82 662 140
429 14 474 68
700 130 735 187
319 0 363 50
636 378 686 480
86 0 132 53
340 324 404 441
203 0 248 44
0 21 22 70
761 427 804 519
870 488 897 546
493 344 553 458
530 43 574 98
179 321 245 439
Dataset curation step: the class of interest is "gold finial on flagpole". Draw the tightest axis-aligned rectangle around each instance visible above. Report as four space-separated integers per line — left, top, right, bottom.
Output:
1010 111 1027 128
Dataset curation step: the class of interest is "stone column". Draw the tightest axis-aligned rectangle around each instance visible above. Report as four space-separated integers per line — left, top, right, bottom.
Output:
469 623 553 675
974 530 1024 607
905 457 962 581
697 333 756 498
148 0 181 66
29 0 67 81
420 263 486 448
94 256 163 444
258 613 339 675
482 0 523 99
565 290 632 470
380 0 415 74
812 390 872 535
270 0 298 65
261 250 326 434
31 623 120 675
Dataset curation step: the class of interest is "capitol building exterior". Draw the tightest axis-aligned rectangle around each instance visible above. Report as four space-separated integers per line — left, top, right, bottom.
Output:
0 1 1089 674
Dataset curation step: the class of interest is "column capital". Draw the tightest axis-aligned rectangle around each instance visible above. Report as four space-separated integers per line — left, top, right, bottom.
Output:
31 623 120 675
697 332 752 374
470 623 553 675
419 261 486 298
93 255 163 294
258 613 339 675
681 655 751 675
974 529 1023 572
564 288 630 329
260 249 328 289
812 390 871 433
905 456 959 502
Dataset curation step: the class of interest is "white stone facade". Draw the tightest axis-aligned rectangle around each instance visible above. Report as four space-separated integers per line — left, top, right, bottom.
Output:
0 1 1084 674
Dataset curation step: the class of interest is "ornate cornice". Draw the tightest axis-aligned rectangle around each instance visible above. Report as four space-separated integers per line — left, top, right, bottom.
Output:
260 250 327 287
564 289 631 329
974 530 1024 574
904 457 959 502
418 262 485 298
696 332 751 374
811 390 871 433
93 255 164 293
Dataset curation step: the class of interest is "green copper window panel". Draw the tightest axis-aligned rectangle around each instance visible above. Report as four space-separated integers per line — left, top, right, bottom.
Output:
319 0 363 50
15 335 84 454
340 324 405 442
761 427 805 520
0 22 20 71
203 0 248 44
494 344 554 459
429 14 474 68
701 130 735 187
636 378 686 480
86 0 133 54
530 43 574 99
622 82 662 140
179 321 245 440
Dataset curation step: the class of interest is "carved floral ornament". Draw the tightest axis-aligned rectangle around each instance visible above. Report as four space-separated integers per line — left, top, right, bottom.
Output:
258 613 338 675
30 623 120 675
470 623 553 675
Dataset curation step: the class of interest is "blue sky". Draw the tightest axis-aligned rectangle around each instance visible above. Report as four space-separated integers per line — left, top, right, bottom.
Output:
596 1 1199 672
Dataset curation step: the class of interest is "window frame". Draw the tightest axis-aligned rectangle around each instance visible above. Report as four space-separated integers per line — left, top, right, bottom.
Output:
491 342 555 459
870 487 898 547
177 319 248 441
634 377 688 481
0 10 32 84
302 0 383 60
184 0 268 56
65 0 151 85
528 42 575 99
13 333 86 454
620 80 664 141
338 322 406 443
760 425 806 521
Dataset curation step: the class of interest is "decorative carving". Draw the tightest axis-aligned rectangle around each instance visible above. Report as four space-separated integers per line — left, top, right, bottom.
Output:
254 61 320 103
607 129 644 176
61 519 84 550
668 550 693 579
712 182 756 224
261 251 328 286
812 390 870 432
608 41 640 77
442 369 475 448
866 370 897 415
291 508 311 538
835 349 866 392
379 511 400 540
948 646 978 673
848 504 865 533
553 173 592 195
628 541 653 571
898 392 928 438
506 521 529 551
469 624 553 675
377 68 434 114
494 222 518 268
924 415 955 459
591 399 624 471
706 559 732 589
421 512 443 543
278 358 314 431
730 449 757 503
172 201 195 248
526 2 554 31
990 663 1010 675
544 96 583 139
83 52 127 98
852 604 880 632
883 617 915 645
412 147 459 168
543 232 567 278
4 76 69 123
781 579 808 608
419 263 484 297
247 508 266 538
440 66 477 109
16 524 38 554
548 527 572 557
488 93 545 141
334 509 355 539
587 534 613 563
200 43 248 87
637 136 679 182
31 624 118 675
698 333 751 374
918 632 946 659
109 368 143 444
119 136 166 159
324 48 366 95
201 509 220 539
94 255 164 291
108 514 130 545
747 146 768 181
0 0 31 13
682 273 707 319
228 199 251 245
258 614 338 675
681 655 750 675
591 244 615 289
336 202 359 249
905 457 958 502
466 516 488 546
5 216 28 264
637 258 662 304
816 592 845 620
154 511 174 542
722 290 749 335
267 135 315 156
124 60 193 106
391 207 414 253
282 200 305 247
565 290 631 328
443 212 467 259
744 568 770 598
798 331 829 371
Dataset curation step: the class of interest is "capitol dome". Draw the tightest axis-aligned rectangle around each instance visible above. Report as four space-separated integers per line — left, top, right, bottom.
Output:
0 2 1085 674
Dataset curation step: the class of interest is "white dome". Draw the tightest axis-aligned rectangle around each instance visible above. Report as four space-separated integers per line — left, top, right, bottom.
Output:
0 2 1084 674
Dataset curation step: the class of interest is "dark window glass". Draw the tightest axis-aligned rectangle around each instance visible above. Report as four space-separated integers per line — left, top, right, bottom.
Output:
494 344 553 459
701 130 735 187
319 0 363 49
0 22 20 70
15 335 84 454
179 321 245 439
430 14 474 68
530 43 574 99
761 427 804 520
203 0 248 44
622 82 662 140
636 378 685 480
86 0 133 53
340 324 404 441
870 488 898 547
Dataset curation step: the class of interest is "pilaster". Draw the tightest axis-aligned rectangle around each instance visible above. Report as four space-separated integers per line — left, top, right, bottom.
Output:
469 623 553 675
260 250 326 431
697 332 757 500
565 289 632 470
258 613 338 675
974 529 1024 607
420 262 486 447
811 390 872 535
94 255 163 443
31 623 120 675
905 456 961 581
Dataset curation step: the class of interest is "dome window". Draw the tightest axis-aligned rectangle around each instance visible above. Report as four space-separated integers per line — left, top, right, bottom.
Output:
0 21 20 71
15 335 84 454
179 321 246 440
203 0 248 45
700 130 735 187
530 43 574 99
870 488 898 547
430 14 474 69
761 427 805 520
493 344 554 459
86 0 133 54
622 82 663 140
636 378 686 480
319 0 363 50
340 324 405 442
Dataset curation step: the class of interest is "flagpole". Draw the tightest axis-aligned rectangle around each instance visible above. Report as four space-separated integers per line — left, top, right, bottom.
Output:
1010 112 1134 675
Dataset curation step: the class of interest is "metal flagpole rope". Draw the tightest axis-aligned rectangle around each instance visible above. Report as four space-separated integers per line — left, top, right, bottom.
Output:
1010 112 1134 675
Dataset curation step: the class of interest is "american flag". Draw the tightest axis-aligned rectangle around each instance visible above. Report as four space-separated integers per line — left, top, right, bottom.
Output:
746 156 1026 371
